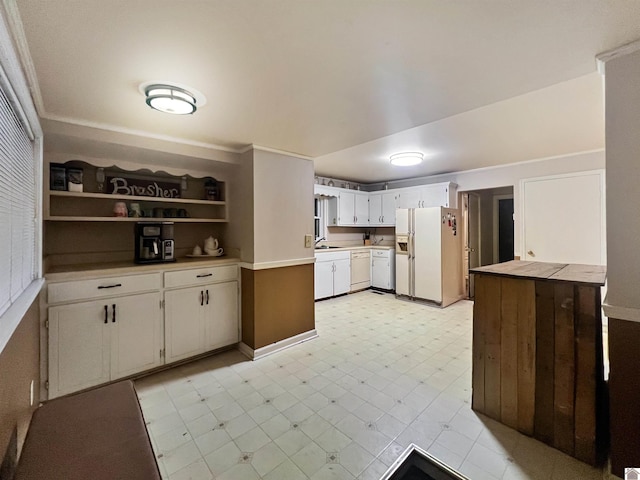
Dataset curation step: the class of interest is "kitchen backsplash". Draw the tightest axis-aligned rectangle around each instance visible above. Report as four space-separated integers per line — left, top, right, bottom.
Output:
323 226 395 247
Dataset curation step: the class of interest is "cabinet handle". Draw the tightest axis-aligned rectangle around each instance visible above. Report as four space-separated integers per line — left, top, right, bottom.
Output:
98 283 122 289
112 304 116 323
200 290 204 306
196 273 213 278
206 289 209 305
104 305 108 324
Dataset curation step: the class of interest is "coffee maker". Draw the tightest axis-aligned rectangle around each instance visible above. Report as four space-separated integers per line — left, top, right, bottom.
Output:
135 222 175 264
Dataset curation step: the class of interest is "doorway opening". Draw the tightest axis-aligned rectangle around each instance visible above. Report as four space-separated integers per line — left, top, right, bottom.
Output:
461 186 514 298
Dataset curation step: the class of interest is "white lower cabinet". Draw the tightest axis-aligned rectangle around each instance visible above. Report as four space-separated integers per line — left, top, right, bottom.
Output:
164 280 239 364
314 251 351 300
46 264 240 399
371 249 396 290
48 291 162 398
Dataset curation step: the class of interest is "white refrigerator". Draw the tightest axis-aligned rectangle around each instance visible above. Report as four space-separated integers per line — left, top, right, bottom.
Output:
395 207 463 307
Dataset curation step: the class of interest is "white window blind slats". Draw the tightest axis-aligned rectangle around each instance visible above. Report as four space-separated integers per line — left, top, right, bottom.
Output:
0 82 36 318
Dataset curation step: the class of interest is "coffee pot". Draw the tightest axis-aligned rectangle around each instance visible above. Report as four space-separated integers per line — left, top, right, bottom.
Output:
204 236 223 256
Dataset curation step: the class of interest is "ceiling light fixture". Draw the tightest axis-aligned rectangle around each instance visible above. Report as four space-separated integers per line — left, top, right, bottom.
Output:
144 84 197 115
390 152 424 166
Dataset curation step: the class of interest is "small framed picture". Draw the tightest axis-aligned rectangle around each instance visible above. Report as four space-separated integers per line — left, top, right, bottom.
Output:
50 165 67 191
67 167 84 192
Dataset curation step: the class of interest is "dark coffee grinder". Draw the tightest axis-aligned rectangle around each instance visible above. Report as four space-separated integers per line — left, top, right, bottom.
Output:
135 222 175 264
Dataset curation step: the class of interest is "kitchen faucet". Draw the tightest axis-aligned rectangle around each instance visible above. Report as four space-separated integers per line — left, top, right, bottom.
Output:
315 236 326 246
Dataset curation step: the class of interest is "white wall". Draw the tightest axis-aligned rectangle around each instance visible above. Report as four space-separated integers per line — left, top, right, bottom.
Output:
604 48 640 310
227 150 254 262
252 149 315 264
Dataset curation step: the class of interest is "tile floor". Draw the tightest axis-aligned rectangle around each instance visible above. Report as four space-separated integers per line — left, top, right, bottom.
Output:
136 291 607 480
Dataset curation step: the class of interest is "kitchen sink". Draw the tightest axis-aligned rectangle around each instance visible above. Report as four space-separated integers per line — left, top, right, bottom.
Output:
315 245 341 249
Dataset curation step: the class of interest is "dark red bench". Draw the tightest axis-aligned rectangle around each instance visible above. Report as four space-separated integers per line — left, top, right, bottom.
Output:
14 380 160 480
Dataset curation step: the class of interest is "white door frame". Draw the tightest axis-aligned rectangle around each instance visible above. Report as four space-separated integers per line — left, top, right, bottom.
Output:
493 194 514 264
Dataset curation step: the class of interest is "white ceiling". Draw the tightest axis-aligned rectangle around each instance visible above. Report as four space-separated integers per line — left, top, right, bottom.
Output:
8 1 640 182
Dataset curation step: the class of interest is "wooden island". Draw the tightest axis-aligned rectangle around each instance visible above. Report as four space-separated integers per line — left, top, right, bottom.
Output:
470 260 607 466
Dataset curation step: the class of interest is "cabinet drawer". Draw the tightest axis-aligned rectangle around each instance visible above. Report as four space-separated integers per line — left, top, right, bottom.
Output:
372 249 390 258
48 273 162 305
164 265 238 289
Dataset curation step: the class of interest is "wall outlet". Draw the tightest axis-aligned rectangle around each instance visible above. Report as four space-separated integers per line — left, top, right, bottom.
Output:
304 234 313 248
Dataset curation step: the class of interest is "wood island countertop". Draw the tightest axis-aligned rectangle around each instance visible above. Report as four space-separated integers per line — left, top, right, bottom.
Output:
470 260 606 286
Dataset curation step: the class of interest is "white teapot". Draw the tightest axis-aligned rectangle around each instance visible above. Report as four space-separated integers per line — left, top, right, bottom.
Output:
204 236 223 256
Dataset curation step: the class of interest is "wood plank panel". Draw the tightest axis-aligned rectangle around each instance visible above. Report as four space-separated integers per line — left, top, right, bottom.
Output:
534 281 555 444
574 286 598 465
500 277 519 429
553 283 575 456
548 264 606 286
472 274 487 412
517 279 536 435
483 275 502 420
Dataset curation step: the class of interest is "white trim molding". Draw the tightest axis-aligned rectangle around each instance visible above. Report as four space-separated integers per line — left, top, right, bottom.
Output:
240 144 314 161
596 38 640 75
240 257 316 271
602 299 640 324
238 329 318 361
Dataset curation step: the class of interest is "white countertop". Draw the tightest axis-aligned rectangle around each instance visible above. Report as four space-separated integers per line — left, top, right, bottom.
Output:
314 245 394 253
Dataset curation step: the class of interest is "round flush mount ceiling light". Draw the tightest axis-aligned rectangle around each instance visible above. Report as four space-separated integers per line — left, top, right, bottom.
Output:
389 152 424 166
139 81 207 115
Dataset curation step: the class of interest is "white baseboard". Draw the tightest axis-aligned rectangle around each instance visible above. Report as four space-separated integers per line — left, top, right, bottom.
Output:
238 329 318 361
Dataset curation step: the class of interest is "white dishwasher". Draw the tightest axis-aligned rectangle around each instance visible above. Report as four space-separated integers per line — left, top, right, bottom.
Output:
350 250 371 292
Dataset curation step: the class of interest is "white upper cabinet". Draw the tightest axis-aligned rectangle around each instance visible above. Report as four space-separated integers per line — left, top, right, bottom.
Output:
396 182 457 209
318 182 456 227
370 192 397 226
330 190 369 226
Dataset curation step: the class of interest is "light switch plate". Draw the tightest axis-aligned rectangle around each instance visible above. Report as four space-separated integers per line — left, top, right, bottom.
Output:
304 234 313 248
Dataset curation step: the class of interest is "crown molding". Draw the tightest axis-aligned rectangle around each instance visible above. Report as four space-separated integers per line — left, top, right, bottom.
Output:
596 38 640 74
241 144 314 161
2 0 44 114
41 111 244 154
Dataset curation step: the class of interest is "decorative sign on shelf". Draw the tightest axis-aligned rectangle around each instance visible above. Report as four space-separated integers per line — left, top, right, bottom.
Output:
106 176 181 198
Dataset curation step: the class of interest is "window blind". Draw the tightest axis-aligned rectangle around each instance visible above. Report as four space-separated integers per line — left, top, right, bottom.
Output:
0 82 37 318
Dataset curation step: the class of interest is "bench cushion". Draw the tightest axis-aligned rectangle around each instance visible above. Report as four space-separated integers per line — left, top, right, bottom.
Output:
15 380 160 480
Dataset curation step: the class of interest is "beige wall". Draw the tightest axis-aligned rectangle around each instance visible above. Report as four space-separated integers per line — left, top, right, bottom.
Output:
252 149 315 264
605 48 640 310
0 298 40 470
601 45 640 477
227 150 254 262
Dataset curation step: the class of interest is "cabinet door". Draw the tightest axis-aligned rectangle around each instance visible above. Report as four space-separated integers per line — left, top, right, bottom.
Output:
420 184 448 208
48 301 111 398
354 193 369 225
315 261 335 300
205 281 239 351
371 257 389 289
397 188 421 209
164 286 205 363
369 194 383 226
338 192 355 225
381 192 397 225
111 292 163 380
333 258 351 296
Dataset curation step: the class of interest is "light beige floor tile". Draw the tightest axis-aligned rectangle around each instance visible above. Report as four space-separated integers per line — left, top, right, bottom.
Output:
194 428 232 457
274 428 313 456
291 441 329 477
203 441 240 476
309 463 356 480
339 441 375 477
162 441 204 476
250 441 288 477
155 425 193 453
234 426 271 452
168 459 213 480
263 459 309 480
217 463 260 480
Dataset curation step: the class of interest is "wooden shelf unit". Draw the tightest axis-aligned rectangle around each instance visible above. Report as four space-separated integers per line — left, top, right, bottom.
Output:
45 160 228 223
